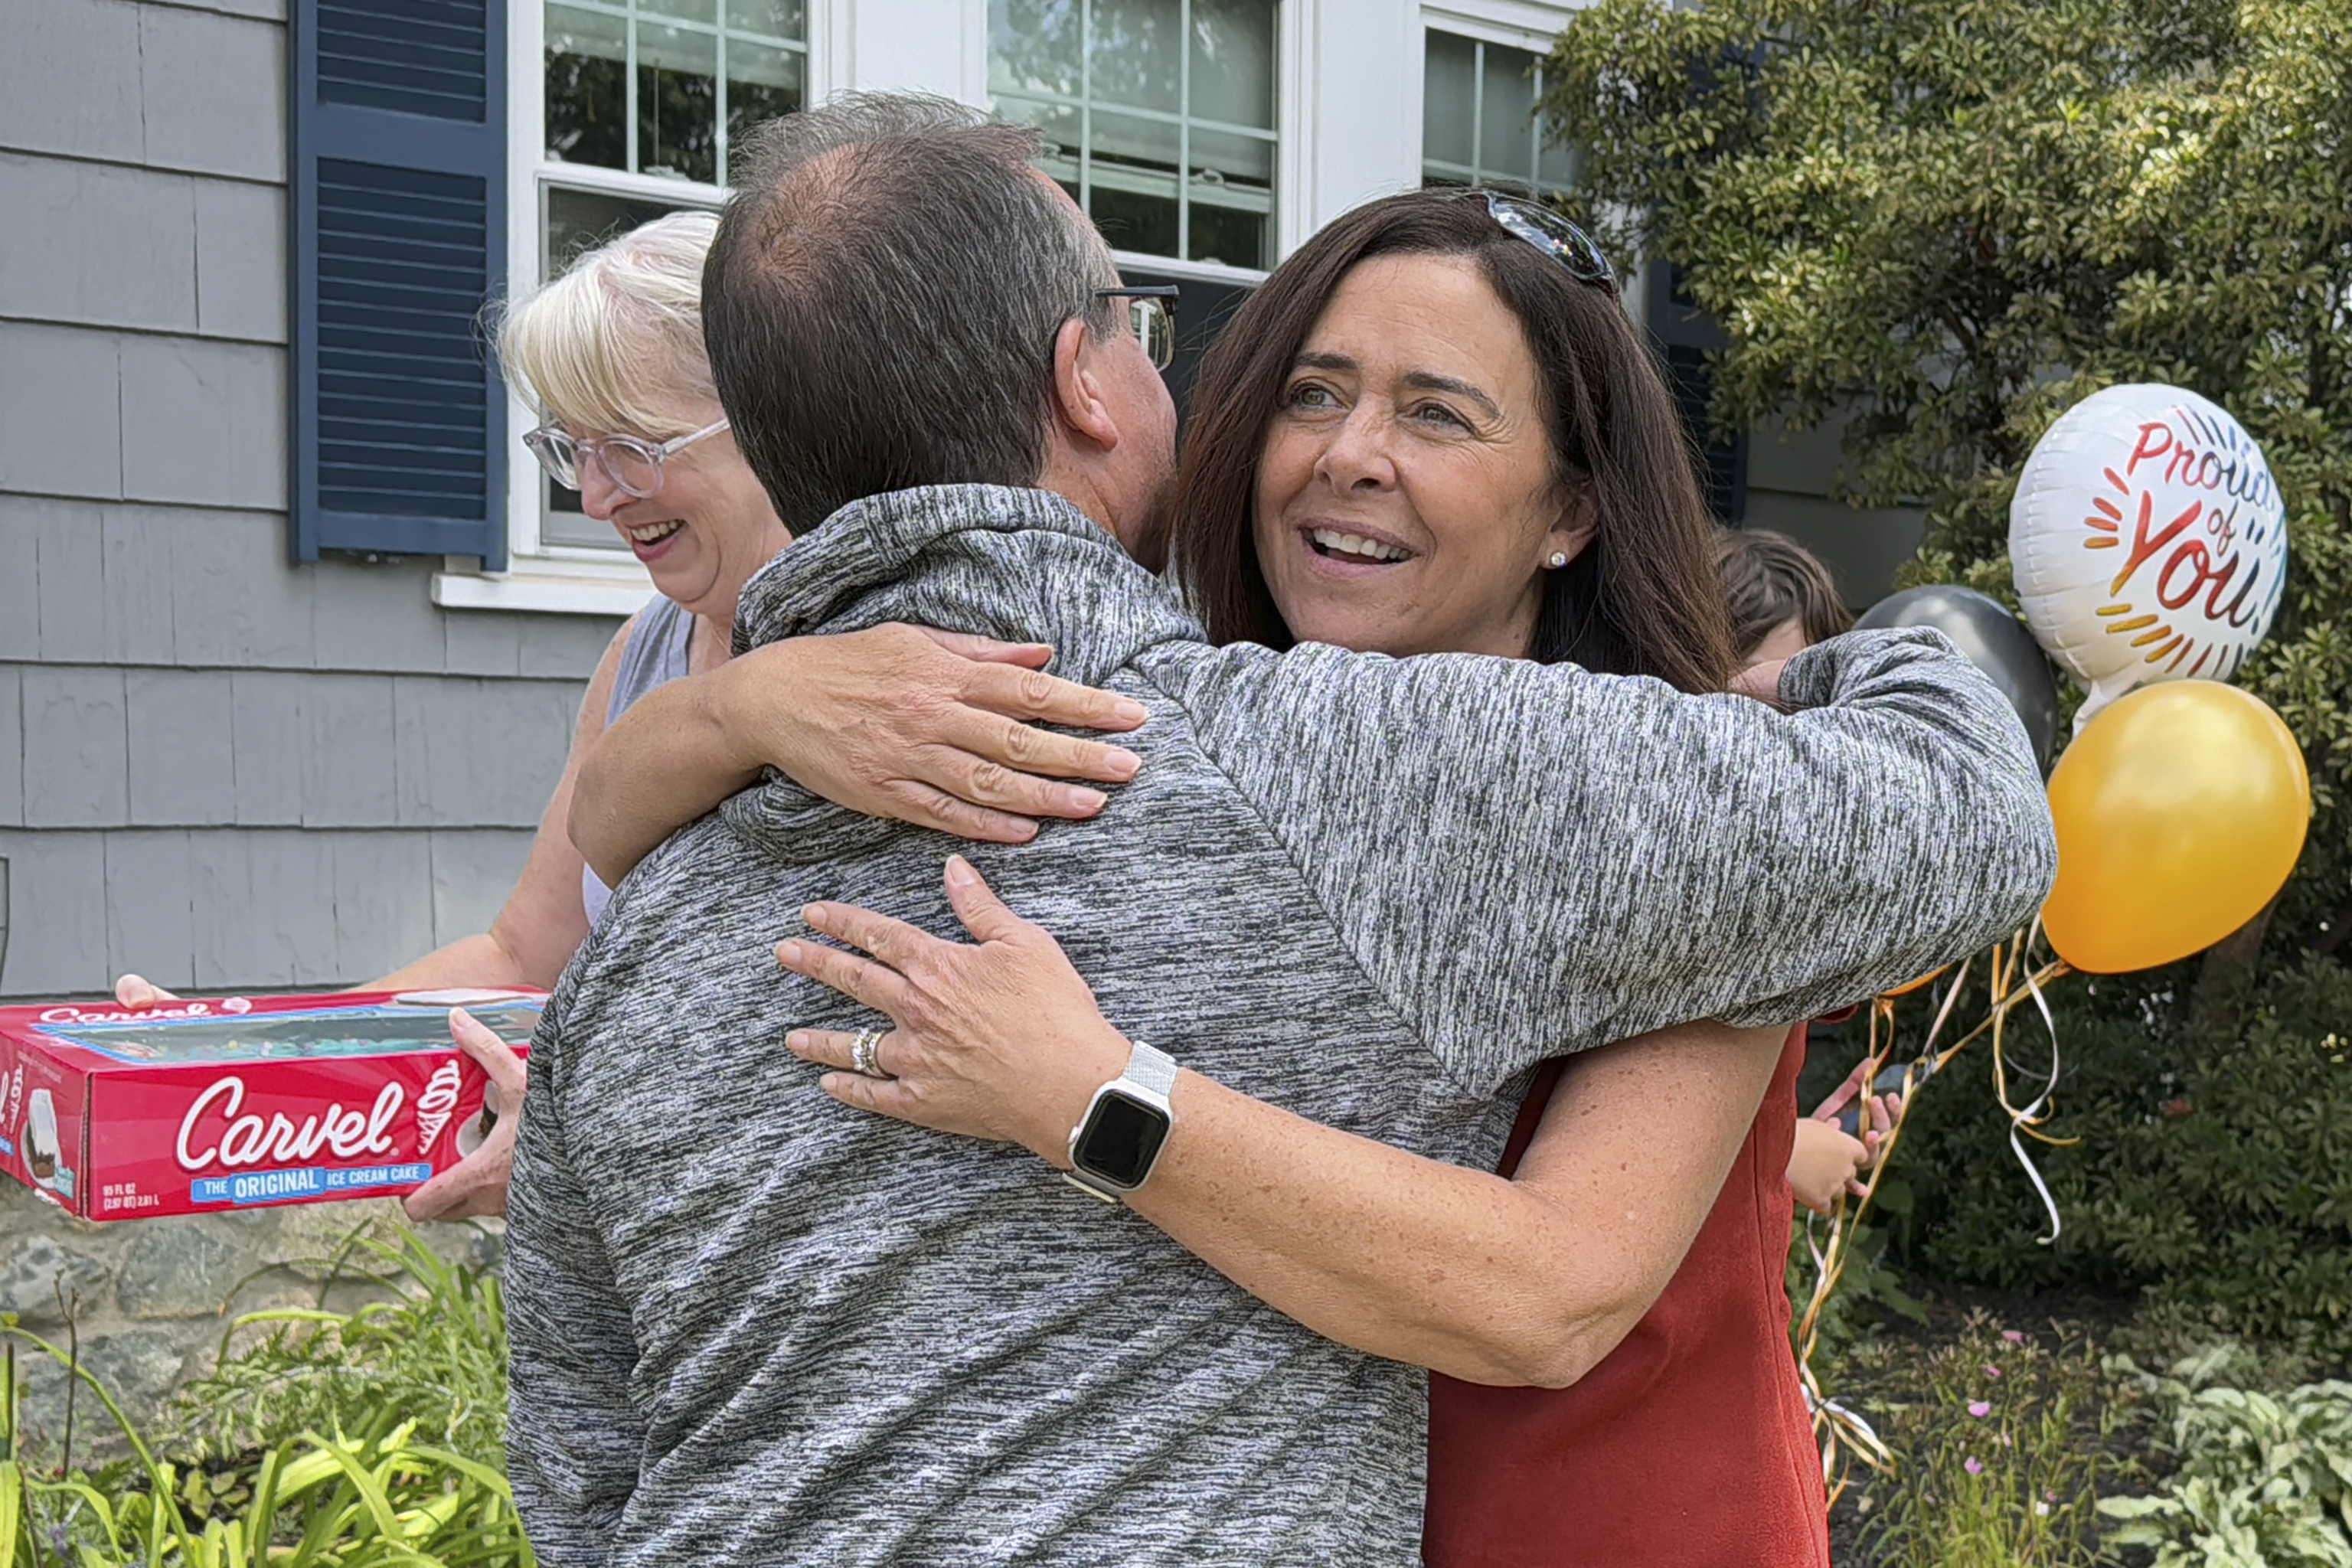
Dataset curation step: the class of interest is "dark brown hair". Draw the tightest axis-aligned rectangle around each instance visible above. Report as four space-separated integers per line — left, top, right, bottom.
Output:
1171 189 1737 693
1714 527 1854 660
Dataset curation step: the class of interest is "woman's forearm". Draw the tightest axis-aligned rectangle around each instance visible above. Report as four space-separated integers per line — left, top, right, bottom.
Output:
1123 1021 1785 1387
781 863 1788 1389
570 665 759 889
1125 1075 1616 1386
364 933 539 993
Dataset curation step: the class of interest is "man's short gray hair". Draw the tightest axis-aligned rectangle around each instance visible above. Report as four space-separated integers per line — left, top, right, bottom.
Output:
704 92 1121 536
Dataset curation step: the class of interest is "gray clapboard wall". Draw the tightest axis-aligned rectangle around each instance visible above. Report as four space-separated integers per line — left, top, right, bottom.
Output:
0 0 623 1002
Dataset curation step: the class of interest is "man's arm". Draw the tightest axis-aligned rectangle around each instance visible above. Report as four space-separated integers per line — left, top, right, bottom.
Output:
1161 626 2056 1088
505 1001 644 1566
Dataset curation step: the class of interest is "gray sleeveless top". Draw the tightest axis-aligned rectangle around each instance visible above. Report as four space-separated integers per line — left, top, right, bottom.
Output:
580 594 695 928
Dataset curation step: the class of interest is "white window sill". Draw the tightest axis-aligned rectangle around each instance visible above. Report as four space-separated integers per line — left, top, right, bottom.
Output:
433 557 653 617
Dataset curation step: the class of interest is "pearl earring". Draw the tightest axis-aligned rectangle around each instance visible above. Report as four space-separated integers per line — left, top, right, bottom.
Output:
1547 550 1570 570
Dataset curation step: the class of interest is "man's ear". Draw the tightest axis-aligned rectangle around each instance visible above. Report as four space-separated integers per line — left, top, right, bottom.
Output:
1049 315 1122 457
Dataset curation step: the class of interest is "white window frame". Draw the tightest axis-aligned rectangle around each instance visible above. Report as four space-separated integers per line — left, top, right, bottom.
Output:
1418 5 1580 195
437 0 1446 613
988 0 1283 273
443 0 834 613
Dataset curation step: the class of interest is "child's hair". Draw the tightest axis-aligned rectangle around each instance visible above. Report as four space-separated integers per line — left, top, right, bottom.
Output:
1713 528 1854 659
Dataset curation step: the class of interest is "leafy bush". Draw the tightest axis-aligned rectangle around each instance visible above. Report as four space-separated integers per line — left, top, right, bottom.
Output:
1837 1312 2125 1567
1540 0 2352 1351
1890 956 2352 1359
1788 1179 1928 1359
166 1227 511 1467
2099 1343 2352 1566
1539 0 2352 965
2 1224 526 1568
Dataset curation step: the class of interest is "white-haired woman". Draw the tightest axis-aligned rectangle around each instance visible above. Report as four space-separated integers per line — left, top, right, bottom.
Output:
116 211 1144 1218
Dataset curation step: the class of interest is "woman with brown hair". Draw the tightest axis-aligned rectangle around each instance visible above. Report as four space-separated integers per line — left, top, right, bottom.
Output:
579 186 1838 1563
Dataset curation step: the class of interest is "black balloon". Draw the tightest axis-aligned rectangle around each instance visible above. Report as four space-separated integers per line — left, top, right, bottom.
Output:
1854 586 2063 769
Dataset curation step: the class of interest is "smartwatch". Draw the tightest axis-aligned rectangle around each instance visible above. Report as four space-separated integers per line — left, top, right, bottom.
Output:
1064 1040 1179 1203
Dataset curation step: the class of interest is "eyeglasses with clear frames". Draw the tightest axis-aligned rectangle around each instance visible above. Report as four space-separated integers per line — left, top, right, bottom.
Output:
1094 286 1181 371
521 416 732 499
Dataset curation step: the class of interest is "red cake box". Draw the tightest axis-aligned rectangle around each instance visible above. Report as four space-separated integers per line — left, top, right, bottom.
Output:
0 989 541 1220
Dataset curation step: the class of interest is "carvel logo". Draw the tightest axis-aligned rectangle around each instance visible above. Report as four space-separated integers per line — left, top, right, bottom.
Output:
40 998 252 1025
413 1061 462 1155
175 1076 402 1173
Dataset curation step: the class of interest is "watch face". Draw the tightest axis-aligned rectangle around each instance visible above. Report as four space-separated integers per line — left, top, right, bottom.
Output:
1073 1090 1171 1189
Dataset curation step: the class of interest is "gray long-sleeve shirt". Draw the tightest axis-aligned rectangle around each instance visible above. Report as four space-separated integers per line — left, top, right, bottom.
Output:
506 484 2056 1566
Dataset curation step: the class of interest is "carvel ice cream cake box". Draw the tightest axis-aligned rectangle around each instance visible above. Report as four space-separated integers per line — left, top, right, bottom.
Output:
0 990 540 1220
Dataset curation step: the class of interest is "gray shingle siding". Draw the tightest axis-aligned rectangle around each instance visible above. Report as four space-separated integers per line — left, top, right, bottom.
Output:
0 0 619 1001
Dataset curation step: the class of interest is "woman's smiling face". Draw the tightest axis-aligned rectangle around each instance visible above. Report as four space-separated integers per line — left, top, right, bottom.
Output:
1250 252 1592 660
570 397 792 624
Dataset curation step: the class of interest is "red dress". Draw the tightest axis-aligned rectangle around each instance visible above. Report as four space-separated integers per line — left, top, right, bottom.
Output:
1423 1025 1830 1567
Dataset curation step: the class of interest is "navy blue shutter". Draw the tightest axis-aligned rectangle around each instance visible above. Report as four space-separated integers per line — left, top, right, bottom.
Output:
291 0 509 566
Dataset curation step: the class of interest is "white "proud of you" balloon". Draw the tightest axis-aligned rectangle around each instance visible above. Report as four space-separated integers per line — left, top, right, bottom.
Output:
2010 384 2287 728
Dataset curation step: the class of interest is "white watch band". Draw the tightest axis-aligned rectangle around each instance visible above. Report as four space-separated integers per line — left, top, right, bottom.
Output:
1063 1040 1181 1203
1120 1040 1178 1104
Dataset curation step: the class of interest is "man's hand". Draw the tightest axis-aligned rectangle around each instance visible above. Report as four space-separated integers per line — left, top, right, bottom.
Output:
403 1007 529 1222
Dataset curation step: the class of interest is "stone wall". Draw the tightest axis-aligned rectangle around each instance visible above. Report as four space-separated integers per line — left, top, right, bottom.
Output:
2 1180 498 1449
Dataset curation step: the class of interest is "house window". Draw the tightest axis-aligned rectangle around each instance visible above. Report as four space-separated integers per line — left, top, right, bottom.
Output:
988 0 1279 271
528 0 808 555
543 0 805 187
1420 28 1575 196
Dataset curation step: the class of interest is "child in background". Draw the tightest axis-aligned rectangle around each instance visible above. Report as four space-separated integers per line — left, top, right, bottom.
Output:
1713 528 1903 1213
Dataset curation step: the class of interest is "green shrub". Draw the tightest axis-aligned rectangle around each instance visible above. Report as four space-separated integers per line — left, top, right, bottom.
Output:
165 1227 511 1468
1539 0 2352 965
2 1224 526 1568
1890 956 2352 1360
2099 1343 2352 1566
1540 0 2352 1356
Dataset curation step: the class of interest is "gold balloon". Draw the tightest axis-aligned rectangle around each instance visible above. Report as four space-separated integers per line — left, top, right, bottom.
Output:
2043 682 2310 973
1881 965 1952 999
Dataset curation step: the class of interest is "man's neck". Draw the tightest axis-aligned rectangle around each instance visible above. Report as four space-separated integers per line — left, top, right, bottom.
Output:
1031 456 1136 560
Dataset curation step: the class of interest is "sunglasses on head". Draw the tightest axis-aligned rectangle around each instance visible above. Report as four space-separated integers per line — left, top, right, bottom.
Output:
1461 189 1620 299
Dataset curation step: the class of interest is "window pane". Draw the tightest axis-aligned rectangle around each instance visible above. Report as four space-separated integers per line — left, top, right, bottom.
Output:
1090 184 1179 257
726 0 805 38
1188 124 1272 188
991 0 1280 269
1187 0 1273 129
1089 0 1181 113
544 185 696 276
1186 196 1265 269
639 0 717 27
546 5 628 169
990 0 1082 96
725 39 804 175
1537 127 1579 190
1088 107 1180 185
638 24 718 182
999 93 1084 173
1423 29 1475 170
1478 41 1539 187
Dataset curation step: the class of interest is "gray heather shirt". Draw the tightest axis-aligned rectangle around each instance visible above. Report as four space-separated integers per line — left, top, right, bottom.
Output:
507 485 2055 1567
